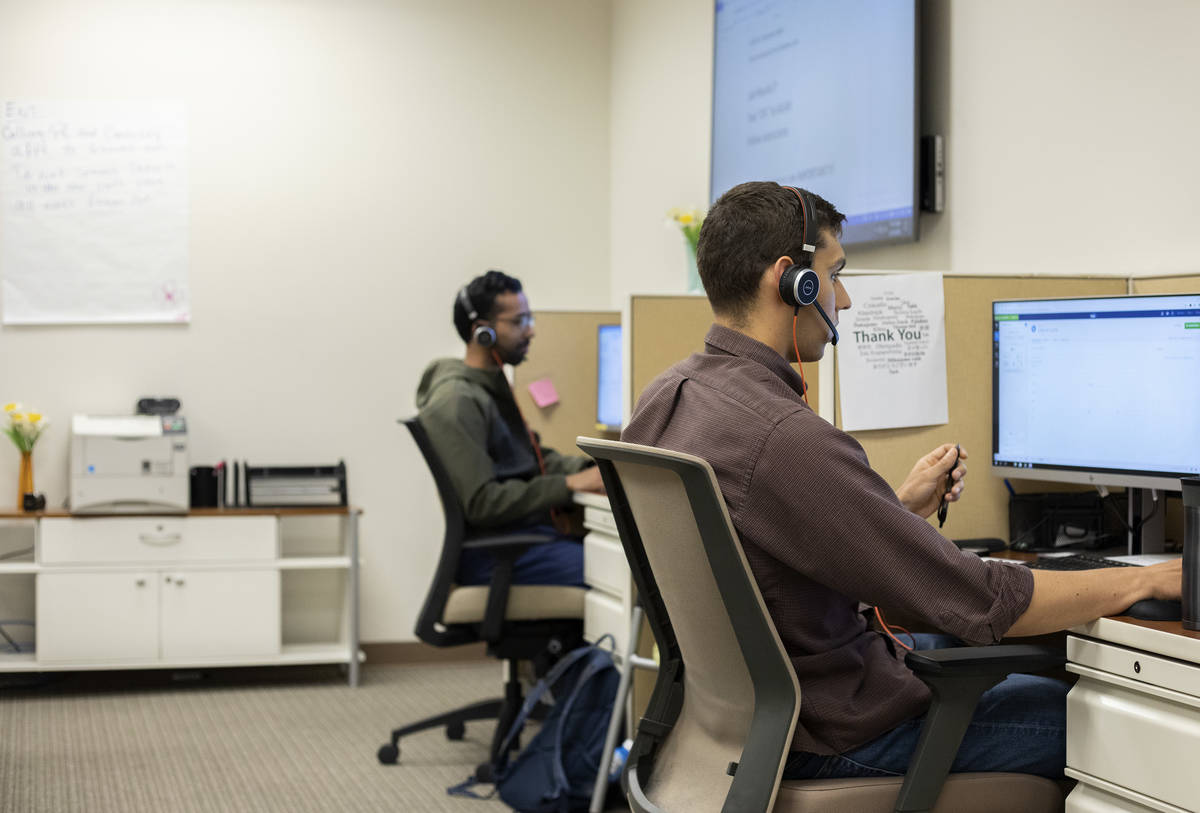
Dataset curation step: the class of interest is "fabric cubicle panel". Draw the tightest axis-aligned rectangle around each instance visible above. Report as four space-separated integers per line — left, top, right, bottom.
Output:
629 277 1131 544
630 294 824 416
837 275 1126 542
512 310 620 457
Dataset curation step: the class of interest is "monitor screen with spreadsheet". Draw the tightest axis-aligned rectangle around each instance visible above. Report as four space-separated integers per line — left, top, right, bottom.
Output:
992 293 1200 491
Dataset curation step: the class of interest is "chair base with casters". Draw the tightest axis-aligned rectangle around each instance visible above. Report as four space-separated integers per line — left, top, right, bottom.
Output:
377 623 579 772
380 418 587 773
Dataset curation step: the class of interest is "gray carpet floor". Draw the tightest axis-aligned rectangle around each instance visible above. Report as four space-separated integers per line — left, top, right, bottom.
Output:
0 662 532 812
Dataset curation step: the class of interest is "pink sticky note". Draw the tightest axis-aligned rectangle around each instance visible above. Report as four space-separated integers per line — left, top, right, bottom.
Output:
527 378 560 408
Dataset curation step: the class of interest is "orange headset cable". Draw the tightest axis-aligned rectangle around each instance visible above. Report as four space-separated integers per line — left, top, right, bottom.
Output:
791 312 810 406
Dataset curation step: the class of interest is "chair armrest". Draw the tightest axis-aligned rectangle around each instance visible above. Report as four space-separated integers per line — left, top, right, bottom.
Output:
461 531 562 551
904 644 1065 679
466 531 561 643
894 644 1064 813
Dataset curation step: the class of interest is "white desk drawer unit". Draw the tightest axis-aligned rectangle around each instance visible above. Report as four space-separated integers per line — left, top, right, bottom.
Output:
583 530 629 597
584 589 627 655
1065 635 1200 813
576 493 634 653
39 516 277 565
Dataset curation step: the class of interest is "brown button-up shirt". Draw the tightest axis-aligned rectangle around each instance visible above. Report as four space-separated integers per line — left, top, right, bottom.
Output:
622 324 1034 754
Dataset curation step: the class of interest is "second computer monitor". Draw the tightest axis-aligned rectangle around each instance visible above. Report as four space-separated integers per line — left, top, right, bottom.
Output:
596 324 622 431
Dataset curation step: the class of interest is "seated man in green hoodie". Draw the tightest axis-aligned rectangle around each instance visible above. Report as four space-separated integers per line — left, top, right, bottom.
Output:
415 270 605 587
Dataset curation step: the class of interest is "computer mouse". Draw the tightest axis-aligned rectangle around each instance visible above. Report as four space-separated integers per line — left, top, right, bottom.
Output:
1122 599 1183 622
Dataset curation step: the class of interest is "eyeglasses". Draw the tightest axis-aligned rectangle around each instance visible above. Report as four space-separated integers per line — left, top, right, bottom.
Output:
492 313 535 330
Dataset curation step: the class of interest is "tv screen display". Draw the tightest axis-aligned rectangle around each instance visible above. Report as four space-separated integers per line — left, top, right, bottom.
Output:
711 0 919 246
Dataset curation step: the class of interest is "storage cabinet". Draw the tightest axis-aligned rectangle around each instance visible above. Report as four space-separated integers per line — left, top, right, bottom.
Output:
159 569 280 660
37 570 160 662
0 507 361 685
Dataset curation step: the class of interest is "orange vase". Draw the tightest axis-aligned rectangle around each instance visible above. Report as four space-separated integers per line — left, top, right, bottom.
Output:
17 450 33 510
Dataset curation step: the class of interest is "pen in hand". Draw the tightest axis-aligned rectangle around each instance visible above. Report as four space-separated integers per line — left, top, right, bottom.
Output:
937 444 960 528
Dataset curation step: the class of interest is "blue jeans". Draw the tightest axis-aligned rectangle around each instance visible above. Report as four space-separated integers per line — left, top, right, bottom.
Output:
457 526 585 587
783 634 1068 781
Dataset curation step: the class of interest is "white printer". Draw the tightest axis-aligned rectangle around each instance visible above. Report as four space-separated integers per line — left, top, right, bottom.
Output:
70 415 189 513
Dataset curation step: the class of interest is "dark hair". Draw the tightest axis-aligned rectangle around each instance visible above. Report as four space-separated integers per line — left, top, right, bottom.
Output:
697 182 845 323
453 269 523 341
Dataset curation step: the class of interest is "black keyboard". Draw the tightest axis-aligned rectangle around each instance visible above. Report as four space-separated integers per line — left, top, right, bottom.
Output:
1025 553 1138 571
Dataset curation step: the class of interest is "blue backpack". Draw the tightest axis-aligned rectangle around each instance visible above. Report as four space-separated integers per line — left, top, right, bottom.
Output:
450 640 620 813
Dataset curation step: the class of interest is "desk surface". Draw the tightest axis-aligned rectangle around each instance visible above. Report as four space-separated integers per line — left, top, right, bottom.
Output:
989 549 1200 657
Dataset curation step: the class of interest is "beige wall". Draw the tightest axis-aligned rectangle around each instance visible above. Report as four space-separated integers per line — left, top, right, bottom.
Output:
0 0 612 642
609 0 1200 304
4 0 1197 644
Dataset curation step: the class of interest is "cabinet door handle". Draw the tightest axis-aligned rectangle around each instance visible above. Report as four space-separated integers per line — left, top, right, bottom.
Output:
135 578 146 587
139 533 182 546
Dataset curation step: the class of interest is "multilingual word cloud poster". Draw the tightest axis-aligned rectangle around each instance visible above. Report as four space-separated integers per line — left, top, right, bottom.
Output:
1 100 189 324
836 272 948 431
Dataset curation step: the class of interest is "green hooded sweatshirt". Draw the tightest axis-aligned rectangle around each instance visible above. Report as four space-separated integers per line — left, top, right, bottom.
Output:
415 358 590 532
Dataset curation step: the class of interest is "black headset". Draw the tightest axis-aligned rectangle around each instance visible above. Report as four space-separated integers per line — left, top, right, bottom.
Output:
777 186 839 345
457 286 497 348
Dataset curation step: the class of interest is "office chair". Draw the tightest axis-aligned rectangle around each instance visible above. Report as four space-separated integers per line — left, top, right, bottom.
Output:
576 437 1066 813
377 418 586 774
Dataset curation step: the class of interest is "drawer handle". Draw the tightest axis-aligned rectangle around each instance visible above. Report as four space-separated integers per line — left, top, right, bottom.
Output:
139 533 182 546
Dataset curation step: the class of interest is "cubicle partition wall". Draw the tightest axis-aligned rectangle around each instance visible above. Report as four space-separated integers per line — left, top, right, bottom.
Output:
512 310 621 456
835 275 1127 542
627 275 1200 544
628 294 824 421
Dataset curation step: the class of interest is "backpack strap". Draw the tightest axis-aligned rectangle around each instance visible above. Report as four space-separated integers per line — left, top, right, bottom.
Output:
547 649 615 809
492 641 605 768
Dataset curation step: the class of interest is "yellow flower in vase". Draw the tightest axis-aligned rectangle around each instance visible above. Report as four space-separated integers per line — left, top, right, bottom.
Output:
666 206 706 293
3 403 50 454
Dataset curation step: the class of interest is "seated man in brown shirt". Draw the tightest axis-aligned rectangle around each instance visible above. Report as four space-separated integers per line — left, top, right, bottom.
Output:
621 181 1182 780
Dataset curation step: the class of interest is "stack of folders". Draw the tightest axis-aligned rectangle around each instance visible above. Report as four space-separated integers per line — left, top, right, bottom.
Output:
245 461 347 508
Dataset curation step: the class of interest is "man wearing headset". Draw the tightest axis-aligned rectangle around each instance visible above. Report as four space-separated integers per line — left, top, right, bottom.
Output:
621 181 1181 781
416 269 604 588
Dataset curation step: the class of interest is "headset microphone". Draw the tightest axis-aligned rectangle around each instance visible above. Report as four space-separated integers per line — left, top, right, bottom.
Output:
812 300 839 345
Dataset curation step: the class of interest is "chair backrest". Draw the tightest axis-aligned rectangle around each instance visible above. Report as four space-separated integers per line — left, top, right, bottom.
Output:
576 437 800 813
403 417 475 647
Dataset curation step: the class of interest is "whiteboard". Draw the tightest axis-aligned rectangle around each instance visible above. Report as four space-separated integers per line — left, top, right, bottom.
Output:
1 100 189 324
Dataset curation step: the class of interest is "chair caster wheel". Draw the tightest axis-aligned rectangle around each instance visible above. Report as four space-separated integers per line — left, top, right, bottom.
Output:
378 743 400 765
475 762 495 783
446 721 465 740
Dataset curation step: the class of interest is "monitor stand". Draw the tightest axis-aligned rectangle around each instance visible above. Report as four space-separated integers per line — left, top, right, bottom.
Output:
1127 487 1166 555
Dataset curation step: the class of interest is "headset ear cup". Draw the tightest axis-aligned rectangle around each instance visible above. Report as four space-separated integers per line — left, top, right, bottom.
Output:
779 265 800 307
779 265 820 307
474 325 497 348
795 268 820 306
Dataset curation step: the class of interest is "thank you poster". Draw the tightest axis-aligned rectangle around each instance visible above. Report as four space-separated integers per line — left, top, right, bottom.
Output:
836 272 948 431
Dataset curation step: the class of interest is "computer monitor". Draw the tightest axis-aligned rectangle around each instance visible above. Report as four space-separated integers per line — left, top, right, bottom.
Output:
992 293 1200 491
596 324 622 431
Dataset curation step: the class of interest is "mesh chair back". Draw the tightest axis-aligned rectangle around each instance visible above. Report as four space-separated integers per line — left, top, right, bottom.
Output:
404 417 474 646
578 437 800 813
